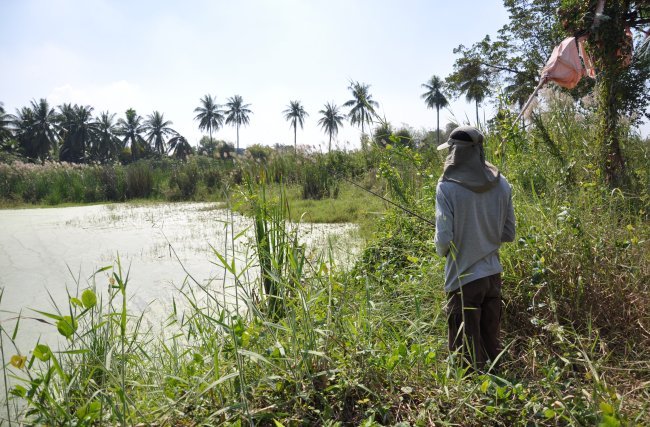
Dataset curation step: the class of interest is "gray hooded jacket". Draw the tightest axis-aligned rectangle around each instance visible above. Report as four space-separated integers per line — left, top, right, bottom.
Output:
434 126 516 292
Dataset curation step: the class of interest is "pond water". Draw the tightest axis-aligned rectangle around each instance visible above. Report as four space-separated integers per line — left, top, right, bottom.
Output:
0 202 361 357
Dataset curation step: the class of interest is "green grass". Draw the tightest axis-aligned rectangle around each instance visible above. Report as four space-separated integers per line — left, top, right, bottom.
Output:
1 113 649 425
232 181 387 239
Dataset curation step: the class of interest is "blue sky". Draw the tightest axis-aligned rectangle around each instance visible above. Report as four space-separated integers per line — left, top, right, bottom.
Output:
5 0 631 151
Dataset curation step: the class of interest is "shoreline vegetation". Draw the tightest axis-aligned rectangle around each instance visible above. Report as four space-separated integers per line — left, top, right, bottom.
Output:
1 114 649 425
1 1 649 418
0 150 390 241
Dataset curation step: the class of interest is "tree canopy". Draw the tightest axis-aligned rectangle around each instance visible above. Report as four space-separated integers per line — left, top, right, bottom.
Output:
343 81 379 135
421 75 449 144
194 95 224 143
283 100 309 152
447 0 650 187
318 102 345 152
225 95 252 152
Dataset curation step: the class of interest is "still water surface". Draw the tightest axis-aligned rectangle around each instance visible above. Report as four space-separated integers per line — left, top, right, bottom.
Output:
0 202 360 354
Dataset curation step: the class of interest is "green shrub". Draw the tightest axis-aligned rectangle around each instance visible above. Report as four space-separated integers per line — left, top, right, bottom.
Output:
125 162 153 199
99 166 125 201
170 162 199 198
302 160 338 200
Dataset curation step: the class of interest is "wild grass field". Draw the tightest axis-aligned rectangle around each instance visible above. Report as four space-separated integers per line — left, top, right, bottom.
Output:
1 95 649 426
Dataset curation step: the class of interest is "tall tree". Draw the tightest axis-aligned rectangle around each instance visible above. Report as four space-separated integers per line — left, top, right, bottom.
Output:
446 61 491 125
92 111 121 163
22 99 59 162
12 107 35 159
421 75 449 144
558 0 650 187
343 81 379 135
225 95 252 152
117 108 147 162
446 0 650 186
317 102 344 152
283 100 309 153
13 99 59 163
58 103 96 163
0 102 12 146
168 133 193 160
194 95 224 143
144 111 175 155
447 0 566 108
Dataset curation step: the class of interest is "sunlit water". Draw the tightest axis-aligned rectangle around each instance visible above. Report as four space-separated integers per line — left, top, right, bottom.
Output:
0 202 361 415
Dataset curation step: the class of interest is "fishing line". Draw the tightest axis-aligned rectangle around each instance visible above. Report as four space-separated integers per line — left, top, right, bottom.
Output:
315 160 437 228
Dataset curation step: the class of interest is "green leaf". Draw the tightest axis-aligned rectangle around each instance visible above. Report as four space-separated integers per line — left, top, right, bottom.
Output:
234 226 251 241
93 265 112 274
34 344 51 361
398 342 408 357
599 401 614 415
32 309 63 321
273 420 285 427
10 385 26 397
56 316 77 339
11 311 21 341
386 354 400 369
496 385 508 399
544 408 556 419
481 379 490 393
198 371 240 397
76 399 103 421
599 414 621 427
58 349 90 355
81 289 97 309
237 349 274 366
70 297 83 308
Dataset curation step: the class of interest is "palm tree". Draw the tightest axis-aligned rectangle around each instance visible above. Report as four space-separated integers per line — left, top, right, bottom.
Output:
28 98 59 162
421 75 449 145
168 132 193 160
12 107 35 158
504 67 538 129
225 95 252 152
144 111 175 155
117 108 147 161
58 103 96 163
92 111 121 163
0 102 12 146
283 100 309 153
343 81 379 135
194 95 224 143
10 99 58 162
452 62 490 125
317 102 344 152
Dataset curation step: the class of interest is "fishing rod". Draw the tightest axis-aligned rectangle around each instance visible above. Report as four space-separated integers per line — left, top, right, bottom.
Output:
315 160 437 228
337 173 436 227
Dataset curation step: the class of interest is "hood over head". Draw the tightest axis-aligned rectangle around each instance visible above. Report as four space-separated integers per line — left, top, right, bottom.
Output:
438 126 500 193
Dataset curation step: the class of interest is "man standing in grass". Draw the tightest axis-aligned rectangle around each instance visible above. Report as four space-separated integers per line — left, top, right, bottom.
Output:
434 126 515 372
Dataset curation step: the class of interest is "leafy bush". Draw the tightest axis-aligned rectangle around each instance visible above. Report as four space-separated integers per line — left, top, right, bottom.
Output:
125 162 153 199
302 160 338 200
98 166 125 201
170 162 199 198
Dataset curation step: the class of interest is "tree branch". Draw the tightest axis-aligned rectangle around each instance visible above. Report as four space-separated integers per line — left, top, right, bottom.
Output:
478 60 522 75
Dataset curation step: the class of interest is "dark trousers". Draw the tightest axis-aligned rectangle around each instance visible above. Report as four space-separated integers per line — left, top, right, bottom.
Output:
447 273 502 371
